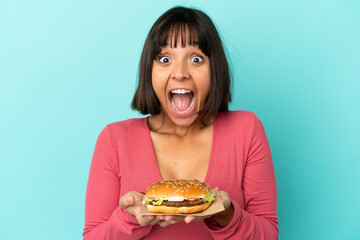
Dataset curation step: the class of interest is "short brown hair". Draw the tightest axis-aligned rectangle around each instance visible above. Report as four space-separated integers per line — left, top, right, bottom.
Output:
131 6 231 116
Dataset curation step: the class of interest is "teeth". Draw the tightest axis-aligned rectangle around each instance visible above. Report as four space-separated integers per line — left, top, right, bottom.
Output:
171 89 191 94
171 97 195 113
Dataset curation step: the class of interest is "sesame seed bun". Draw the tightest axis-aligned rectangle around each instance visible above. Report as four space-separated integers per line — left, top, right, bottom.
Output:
145 179 212 199
144 179 214 214
147 201 211 214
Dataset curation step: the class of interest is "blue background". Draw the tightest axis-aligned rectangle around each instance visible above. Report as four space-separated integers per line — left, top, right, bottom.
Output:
1 0 359 239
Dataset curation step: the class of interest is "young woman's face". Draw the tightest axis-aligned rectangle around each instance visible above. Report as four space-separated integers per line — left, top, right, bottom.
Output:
152 43 211 127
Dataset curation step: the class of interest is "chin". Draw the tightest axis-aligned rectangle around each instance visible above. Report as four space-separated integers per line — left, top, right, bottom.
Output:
168 112 199 127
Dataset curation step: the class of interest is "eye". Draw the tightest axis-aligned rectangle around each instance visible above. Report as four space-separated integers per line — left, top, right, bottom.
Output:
191 55 204 63
158 56 170 63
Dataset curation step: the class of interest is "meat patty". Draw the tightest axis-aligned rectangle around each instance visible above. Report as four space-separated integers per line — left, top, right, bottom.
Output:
149 199 206 207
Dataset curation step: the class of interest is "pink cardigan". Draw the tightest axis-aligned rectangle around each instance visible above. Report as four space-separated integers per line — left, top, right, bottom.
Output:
83 111 278 239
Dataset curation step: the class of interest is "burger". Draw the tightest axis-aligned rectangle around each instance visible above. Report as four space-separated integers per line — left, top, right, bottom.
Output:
143 179 215 214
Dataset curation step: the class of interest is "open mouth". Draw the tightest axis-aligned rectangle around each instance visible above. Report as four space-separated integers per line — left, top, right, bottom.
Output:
169 89 195 114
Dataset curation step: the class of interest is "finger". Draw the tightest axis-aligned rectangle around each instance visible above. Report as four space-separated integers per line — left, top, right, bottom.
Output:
156 215 178 227
145 215 156 225
120 191 144 212
184 215 195 223
133 206 147 223
136 212 155 226
149 215 163 225
126 195 135 205
163 215 184 222
120 194 135 208
120 196 136 214
219 191 231 209
151 218 174 226
158 220 173 228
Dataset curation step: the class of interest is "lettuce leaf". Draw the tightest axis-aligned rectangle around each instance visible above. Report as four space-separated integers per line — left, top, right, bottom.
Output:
153 199 164 206
203 195 215 202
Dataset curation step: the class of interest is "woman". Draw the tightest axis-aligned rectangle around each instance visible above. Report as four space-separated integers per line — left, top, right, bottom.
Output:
83 6 278 239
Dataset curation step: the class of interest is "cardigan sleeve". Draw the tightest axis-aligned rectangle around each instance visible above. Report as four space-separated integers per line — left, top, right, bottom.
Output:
83 126 152 239
204 113 279 239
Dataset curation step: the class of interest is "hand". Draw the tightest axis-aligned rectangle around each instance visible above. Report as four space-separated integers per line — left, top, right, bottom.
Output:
119 191 176 227
210 190 234 227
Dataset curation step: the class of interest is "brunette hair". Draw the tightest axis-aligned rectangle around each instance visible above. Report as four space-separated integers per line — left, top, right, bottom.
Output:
131 6 231 116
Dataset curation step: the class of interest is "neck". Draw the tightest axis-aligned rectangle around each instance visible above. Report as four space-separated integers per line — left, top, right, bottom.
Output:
148 111 214 138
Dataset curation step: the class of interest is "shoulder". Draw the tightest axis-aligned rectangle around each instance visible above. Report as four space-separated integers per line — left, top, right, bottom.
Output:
215 110 264 136
216 110 259 126
107 117 147 130
99 117 148 139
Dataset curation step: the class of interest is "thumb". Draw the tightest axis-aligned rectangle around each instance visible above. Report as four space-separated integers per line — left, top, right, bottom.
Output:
120 194 135 208
120 191 143 209
126 195 135 206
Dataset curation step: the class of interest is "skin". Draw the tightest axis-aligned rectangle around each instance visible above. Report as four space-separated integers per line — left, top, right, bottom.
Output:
151 43 211 131
120 37 234 228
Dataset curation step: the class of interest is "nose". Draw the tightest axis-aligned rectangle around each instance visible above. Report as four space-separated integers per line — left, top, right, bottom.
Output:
171 61 190 80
